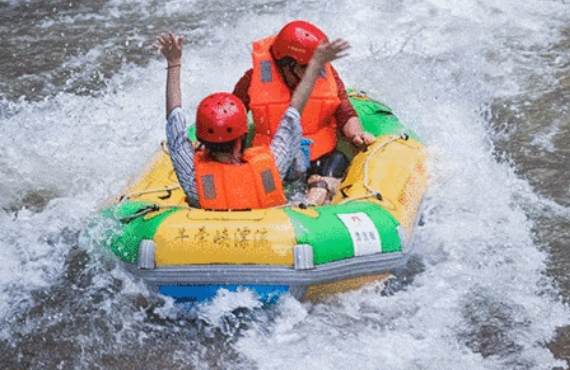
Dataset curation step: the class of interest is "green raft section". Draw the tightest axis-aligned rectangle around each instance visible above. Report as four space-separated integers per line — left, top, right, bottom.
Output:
100 202 180 264
101 89 416 266
346 89 420 142
284 202 401 265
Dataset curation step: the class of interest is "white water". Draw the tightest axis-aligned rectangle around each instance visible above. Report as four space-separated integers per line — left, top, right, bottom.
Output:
1 0 569 368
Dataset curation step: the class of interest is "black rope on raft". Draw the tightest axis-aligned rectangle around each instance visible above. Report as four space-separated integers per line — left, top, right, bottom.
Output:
119 204 160 223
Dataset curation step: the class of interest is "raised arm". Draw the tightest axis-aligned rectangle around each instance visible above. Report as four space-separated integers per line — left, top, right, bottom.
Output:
289 38 351 113
270 39 351 179
152 32 199 206
154 32 183 116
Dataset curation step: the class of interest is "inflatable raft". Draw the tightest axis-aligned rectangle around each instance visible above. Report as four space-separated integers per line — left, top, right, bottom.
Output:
95 90 427 304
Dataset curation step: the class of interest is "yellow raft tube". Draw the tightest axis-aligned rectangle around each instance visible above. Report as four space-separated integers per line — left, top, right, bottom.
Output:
97 91 427 303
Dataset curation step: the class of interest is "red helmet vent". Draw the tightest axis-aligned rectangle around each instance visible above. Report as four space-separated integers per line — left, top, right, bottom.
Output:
195 93 248 143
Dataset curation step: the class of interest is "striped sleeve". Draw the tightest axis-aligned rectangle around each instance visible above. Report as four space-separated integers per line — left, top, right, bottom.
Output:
165 107 199 205
270 107 303 179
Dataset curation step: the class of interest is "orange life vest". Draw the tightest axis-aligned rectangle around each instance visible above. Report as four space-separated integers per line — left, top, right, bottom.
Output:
194 146 286 210
249 36 341 161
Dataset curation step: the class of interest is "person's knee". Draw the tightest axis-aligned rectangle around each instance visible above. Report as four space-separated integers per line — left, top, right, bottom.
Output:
305 174 343 206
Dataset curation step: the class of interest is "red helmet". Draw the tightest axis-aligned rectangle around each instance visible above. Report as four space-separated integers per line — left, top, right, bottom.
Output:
195 93 248 143
271 20 328 65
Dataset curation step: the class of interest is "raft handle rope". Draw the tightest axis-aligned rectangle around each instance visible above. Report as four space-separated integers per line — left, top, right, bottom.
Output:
118 184 181 203
339 184 352 198
119 202 199 223
338 132 408 205
119 204 160 223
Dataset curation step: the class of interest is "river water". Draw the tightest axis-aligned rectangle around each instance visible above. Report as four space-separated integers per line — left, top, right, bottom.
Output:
1 0 569 369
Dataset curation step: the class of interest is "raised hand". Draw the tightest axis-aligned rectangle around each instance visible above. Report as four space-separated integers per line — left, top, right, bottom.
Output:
153 32 183 65
290 38 350 114
310 38 351 67
154 32 183 115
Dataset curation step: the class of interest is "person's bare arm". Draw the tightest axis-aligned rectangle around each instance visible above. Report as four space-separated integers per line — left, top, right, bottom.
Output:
152 32 199 204
154 32 183 116
290 39 351 114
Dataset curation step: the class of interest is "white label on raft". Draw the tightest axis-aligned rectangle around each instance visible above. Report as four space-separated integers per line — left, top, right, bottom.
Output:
337 212 381 256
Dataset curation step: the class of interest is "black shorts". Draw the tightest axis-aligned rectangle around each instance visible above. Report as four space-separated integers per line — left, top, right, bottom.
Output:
308 150 349 179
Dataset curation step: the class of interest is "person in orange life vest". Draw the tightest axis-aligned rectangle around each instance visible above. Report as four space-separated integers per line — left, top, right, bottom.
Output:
154 32 351 210
232 20 376 206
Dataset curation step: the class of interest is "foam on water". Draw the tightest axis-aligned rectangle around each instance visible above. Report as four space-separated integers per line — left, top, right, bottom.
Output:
1 0 569 368
230 0 570 368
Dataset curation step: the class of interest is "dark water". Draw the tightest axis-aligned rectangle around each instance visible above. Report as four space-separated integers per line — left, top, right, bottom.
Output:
1 0 570 369
490 28 570 366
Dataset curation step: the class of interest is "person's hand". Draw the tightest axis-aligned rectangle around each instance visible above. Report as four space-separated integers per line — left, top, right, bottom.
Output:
351 131 376 148
310 38 351 68
153 32 183 65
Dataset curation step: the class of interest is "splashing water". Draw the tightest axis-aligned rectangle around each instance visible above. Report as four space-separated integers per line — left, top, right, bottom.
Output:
1 0 570 368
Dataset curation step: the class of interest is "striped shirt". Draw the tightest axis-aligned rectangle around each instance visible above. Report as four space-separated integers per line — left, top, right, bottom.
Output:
165 106 302 206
